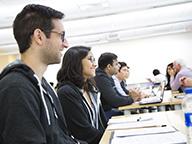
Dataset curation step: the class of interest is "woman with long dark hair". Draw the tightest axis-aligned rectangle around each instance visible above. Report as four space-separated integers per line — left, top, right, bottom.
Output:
165 63 174 90
56 46 107 144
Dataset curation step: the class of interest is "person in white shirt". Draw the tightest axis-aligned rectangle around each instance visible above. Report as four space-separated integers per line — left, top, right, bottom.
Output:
147 69 167 85
112 62 130 96
153 69 167 84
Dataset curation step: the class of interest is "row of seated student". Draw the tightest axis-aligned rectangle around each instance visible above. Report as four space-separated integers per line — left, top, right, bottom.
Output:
3 4 190 144
147 59 192 93
56 50 147 142
94 52 143 120
0 3 172 144
56 49 154 143
0 7 143 143
0 4 89 144
0 3 127 144
56 50 192 143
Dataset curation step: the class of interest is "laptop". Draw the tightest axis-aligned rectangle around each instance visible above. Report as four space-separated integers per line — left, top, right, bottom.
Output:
139 81 165 105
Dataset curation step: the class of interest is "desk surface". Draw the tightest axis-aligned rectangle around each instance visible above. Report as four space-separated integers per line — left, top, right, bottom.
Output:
99 110 185 144
118 90 183 111
118 98 182 110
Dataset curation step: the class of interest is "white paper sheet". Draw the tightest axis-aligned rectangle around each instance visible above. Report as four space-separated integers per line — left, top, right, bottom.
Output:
107 117 163 130
108 115 153 125
111 131 186 144
113 125 176 137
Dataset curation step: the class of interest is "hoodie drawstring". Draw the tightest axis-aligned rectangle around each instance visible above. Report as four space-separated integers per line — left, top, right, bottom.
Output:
34 74 51 125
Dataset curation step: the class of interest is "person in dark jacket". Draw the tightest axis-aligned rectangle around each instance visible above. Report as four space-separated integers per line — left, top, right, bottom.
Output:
57 46 107 144
94 52 141 120
0 4 85 144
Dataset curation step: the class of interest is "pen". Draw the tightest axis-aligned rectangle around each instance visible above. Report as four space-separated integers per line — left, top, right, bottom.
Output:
136 117 153 122
132 124 167 129
108 124 167 131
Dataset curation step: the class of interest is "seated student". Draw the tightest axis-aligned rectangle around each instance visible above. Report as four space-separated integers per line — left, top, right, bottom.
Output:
94 52 141 120
170 59 192 91
57 46 107 144
165 62 182 92
112 62 130 96
147 69 167 85
0 4 84 144
165 63 175 90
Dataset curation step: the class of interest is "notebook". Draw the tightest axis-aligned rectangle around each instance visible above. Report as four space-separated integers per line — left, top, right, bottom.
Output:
139 81 165 105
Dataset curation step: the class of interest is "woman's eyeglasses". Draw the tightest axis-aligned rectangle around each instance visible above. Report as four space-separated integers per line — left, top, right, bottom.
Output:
88 56 96 63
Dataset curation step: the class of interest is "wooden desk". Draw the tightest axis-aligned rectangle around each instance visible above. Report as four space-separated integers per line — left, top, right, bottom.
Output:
99 110 185 144
171 90 184 96
119 98 182 110
118 90 183 115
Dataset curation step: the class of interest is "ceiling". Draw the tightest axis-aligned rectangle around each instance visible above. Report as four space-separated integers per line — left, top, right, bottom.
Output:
0 0 192 54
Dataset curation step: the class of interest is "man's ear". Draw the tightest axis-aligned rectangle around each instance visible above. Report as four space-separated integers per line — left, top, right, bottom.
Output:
33 29 44 45
107 64 112 70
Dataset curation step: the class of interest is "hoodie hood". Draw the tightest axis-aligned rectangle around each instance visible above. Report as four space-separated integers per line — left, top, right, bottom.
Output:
0 60 53 125
0 60 38 89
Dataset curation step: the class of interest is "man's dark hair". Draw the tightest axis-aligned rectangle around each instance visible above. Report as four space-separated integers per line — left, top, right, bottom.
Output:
13 4 64 53
118 62 129 72
153 69 160 76
98 52 117 70
57 46 91 88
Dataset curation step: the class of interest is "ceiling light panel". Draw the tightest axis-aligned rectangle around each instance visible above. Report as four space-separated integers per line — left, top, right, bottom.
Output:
64 2 192 37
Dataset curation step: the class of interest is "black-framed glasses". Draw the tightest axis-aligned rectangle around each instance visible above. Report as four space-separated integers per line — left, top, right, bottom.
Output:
51 30 65 42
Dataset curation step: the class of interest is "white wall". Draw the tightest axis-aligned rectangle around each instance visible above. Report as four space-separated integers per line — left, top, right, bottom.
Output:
44 32 192 85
